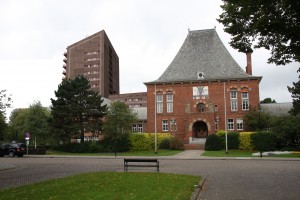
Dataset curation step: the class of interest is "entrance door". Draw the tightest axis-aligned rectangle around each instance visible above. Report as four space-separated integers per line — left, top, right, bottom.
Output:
192 120 208 138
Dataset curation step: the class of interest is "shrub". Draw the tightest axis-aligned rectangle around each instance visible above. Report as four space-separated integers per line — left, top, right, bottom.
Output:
217 131 240 150
169 137 184 150
239 132 254 150
159 138 171 149
205 134 222 151
251 131 276 157
129 133 172 151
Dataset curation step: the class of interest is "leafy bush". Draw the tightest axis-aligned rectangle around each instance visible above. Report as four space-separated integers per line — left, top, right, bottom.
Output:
159 138 171 149
169 137 184 150
251 131 276 157
239 132 254 150
217 131 240 150
52 141 104 153
129 133 172 151
205 134 223 151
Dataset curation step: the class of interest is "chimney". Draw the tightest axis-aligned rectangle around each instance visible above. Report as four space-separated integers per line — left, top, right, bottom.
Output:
246 52 252 75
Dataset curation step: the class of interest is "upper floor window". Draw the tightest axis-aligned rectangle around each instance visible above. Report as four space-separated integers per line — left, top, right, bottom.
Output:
242 92 249 110
166 93 173 113
230 90 238 111
156 94 163 113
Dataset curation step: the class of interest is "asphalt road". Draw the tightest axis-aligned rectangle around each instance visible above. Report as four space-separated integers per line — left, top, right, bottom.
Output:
0 156 299 200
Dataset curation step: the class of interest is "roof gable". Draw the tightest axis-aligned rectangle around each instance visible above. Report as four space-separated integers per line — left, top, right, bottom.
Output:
146 29 261 84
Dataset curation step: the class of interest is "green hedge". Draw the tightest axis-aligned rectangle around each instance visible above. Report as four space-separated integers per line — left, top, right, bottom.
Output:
251 131 276 157
239 132 254 150
216 131 239 150
129 133 173 151
205 134 223 151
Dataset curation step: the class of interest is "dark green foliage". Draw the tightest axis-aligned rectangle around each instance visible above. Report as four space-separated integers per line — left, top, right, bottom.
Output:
260 98 277 104
102 101 137 153
217 131 240 150
243 108 272 131
271 115 300 150
218 0 300 65
169 137 184 150
288 75 300 116
0 112 6 141
159 138 171 149
205 134 223 151
251 132 275 157
51 75 107 143
53 141 105 153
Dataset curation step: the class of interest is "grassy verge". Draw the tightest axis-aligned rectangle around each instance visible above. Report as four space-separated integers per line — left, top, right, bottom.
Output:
0 172 200 200
201 150 300 158
46 150 183 157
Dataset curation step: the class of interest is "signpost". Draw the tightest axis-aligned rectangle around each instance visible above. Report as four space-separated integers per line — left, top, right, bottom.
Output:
25 132 30 155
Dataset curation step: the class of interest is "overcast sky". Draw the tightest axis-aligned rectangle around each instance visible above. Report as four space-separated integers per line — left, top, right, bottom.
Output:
0 0 299 118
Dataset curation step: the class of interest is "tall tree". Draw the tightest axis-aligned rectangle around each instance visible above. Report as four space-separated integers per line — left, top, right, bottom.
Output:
218 0 300 66
8 108 29 141
0 89 12 117
51 75 107 143
0 112 6 141
218 0 300 115
288 69 300 115
102 101 137 154
26 101 51 146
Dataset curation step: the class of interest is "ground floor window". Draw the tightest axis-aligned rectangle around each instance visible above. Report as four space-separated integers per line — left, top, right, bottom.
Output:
132 124 144 133
237 119 244 130
162 120 168 131
227 118 234 130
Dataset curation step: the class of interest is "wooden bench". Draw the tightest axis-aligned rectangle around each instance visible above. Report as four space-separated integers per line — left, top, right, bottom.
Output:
124 158 159 172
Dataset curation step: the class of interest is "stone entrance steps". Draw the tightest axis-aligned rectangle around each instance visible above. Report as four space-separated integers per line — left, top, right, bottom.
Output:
184 143 205 150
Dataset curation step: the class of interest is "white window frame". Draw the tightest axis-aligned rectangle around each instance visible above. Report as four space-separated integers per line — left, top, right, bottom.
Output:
242 92 249 110
237 118 244 130
137 124 143 133
166 94 173 113
162 120 168 131
132 124 137 132
230 91 238 111
156 94 163 113
227 118 234 130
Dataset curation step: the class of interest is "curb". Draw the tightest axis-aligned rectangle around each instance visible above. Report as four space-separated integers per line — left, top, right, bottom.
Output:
191 177 206 200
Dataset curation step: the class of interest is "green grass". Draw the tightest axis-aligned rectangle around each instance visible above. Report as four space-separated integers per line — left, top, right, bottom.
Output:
47 150 183 157
201 150 300 158
202 150 254 157
0 172 200 200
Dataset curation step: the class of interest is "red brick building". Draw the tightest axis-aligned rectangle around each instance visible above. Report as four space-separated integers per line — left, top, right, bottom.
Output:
145 29 262 147
63 30 119 98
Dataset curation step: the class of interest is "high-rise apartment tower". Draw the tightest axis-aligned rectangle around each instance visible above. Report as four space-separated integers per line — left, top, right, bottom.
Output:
63 30 119 98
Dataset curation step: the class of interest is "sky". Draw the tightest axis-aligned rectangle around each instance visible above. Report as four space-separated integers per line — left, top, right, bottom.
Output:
0 0 299 119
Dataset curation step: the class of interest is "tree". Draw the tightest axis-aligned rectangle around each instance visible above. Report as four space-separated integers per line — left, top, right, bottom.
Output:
51 75 107 143
260 97 277 104
218 1 300 66
243 108 272 131
26 101 51 146
102 101 137 154
8 108 29 142
0 112 7 141
0 89 12 117
288 69 300 115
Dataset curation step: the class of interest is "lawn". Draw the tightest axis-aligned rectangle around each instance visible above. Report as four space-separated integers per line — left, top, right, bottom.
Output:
0 172 200 200
46 149 183 157
201 150 300 158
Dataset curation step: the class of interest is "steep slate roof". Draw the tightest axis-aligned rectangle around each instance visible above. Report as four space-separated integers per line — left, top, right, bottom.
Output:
145 29 261 84
260 103 292 116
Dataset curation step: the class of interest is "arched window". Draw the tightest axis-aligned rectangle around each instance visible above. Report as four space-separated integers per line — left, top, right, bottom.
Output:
197 103 206 113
